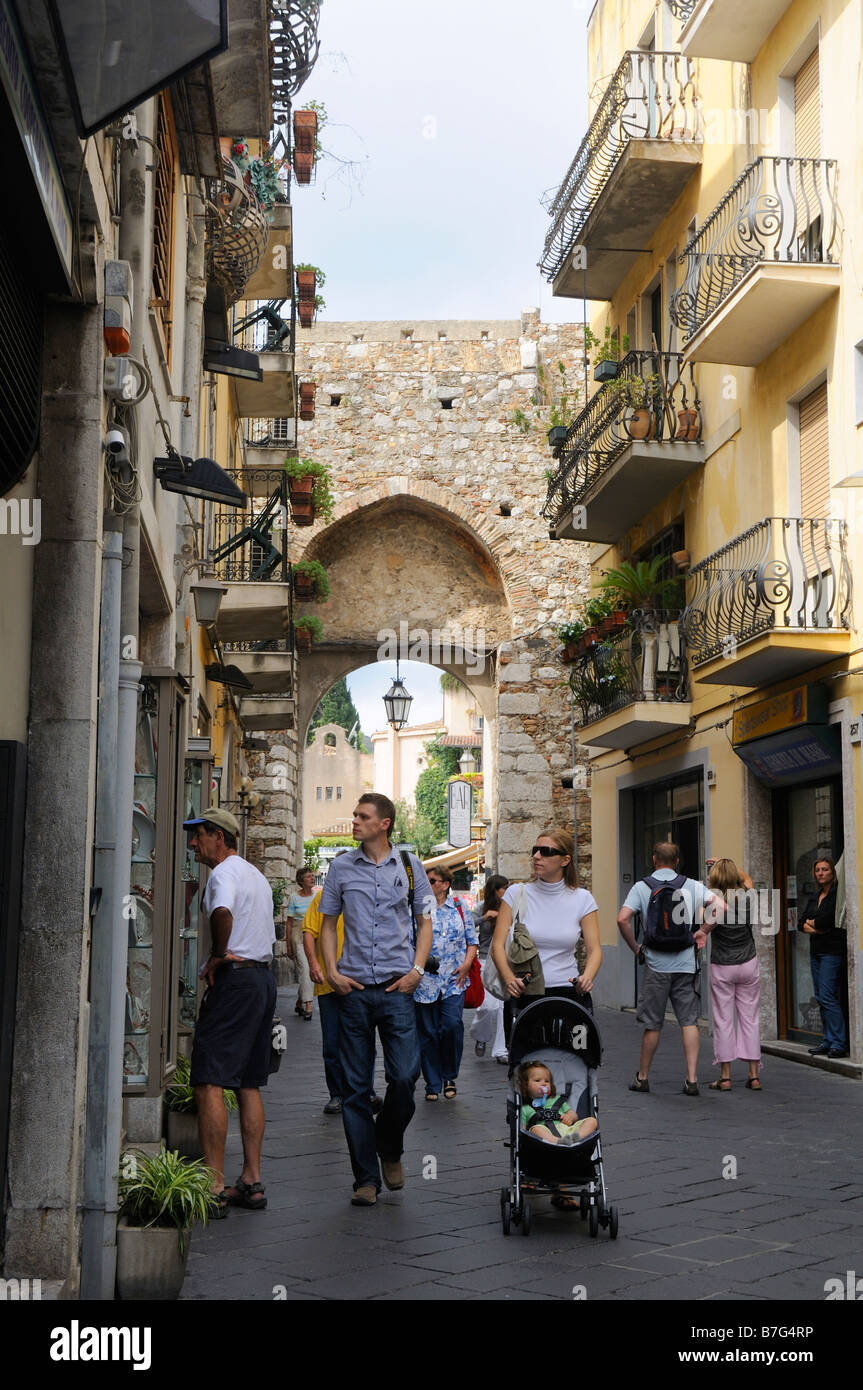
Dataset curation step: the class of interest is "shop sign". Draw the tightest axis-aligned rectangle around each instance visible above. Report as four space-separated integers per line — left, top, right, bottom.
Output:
447 779 472 850
732 684 828 746
732 723 841 787
0 0 73 279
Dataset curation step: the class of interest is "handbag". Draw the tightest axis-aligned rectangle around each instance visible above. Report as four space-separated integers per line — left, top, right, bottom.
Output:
481 883 528 1001
463 956 484 1009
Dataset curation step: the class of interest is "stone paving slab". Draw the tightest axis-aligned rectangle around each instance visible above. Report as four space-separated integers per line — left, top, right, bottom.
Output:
182 989 863 1302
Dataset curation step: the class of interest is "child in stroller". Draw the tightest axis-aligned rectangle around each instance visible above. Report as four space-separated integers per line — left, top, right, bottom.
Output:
518 1061 598 1145
501 996 618 1238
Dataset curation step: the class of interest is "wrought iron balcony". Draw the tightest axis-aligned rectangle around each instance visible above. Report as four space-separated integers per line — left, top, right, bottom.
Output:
670 157 840 361
681 518 852 684
205 159 270 307
269 0 323 124
539 51 701 298
544 351 703 541
667 0 696 17
212 470 289 584
571 611 691 746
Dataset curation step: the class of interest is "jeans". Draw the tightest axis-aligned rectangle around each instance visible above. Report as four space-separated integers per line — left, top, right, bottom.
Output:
810 954 848 1050
415 992 465 1093
337 985 420 1190
318 993 345 1100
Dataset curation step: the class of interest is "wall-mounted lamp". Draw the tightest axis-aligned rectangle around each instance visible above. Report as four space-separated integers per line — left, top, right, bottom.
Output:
155 454 248 508
190 577 228 627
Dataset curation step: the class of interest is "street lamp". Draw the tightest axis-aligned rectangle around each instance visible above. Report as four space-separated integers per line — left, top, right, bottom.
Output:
383 660 413 731
458 748 477 776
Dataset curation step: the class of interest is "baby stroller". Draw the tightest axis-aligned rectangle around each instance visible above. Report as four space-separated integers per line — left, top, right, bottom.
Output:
500 996 618 1239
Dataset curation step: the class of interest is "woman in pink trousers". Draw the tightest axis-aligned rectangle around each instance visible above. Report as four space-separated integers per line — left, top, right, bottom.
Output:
706 858 763 1091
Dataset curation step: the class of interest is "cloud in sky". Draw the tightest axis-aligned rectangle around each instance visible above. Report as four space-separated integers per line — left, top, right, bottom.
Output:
292 0 589 323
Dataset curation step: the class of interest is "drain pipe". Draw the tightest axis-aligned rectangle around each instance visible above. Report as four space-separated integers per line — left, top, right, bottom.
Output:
80 101 153 1300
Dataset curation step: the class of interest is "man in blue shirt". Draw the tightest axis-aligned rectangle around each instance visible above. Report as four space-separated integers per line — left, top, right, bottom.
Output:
321 793 433 1206
617 842 721 1096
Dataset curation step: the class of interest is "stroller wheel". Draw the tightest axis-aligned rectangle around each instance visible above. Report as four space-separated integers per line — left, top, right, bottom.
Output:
579 1191 588 1222
608 1205 619 1240
589 1203 599 1238
520 1199 532 1237
500 1187 511 1237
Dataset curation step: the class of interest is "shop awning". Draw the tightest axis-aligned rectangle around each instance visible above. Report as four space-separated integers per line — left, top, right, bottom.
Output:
422 841 485 871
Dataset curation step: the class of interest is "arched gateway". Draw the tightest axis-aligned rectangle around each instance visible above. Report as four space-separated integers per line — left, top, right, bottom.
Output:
244 313 590 884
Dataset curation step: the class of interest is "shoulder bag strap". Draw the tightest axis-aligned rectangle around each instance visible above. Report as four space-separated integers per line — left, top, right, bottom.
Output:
399 848 417 947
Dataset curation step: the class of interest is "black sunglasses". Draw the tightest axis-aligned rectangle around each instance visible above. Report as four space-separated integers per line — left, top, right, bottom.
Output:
531 846 564 858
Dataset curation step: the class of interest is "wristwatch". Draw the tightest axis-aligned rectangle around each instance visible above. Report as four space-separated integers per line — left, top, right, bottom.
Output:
411 963 425 977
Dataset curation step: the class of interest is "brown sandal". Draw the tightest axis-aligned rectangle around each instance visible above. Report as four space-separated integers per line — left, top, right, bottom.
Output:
709 1078 732 1091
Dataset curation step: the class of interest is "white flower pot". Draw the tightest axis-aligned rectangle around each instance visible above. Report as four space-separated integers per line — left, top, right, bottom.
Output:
116 1217 190 1300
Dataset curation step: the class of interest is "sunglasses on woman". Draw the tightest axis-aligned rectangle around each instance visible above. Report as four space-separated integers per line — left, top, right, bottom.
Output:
531 846 563 858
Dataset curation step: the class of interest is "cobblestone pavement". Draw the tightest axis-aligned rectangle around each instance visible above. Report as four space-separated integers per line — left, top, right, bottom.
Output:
182 989 863 1302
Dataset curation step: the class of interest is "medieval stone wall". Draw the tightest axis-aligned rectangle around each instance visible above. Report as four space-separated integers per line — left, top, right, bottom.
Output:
254 310 594 885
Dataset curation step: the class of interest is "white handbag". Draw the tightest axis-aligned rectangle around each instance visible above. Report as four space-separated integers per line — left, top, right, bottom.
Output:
481 883 528 1001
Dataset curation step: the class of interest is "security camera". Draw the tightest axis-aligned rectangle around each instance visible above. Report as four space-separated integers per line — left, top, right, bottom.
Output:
105 427 129 457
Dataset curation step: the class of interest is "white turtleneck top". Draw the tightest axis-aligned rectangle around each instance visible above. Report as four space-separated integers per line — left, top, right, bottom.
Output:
502 877 598 987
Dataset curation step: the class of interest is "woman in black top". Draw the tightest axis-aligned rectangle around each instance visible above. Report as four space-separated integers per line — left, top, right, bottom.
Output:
800 856 848 1058
706 859 762 1090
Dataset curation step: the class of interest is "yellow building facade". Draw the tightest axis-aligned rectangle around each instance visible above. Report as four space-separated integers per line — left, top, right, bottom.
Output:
542 0 862 1068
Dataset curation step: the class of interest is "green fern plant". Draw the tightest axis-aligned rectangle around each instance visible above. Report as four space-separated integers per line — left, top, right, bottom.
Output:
164 1054 237 1116
119 1148 217 1253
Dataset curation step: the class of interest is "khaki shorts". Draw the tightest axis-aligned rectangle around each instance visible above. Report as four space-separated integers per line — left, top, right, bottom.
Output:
637 967 699 1030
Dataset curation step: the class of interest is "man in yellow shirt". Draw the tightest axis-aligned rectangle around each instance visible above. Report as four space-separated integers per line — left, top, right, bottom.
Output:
304 886 381 1117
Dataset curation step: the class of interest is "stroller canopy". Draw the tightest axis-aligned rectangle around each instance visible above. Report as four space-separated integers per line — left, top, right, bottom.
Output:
509 997 602 1071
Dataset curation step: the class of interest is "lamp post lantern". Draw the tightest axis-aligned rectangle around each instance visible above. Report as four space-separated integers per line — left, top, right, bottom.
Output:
383 660 413 732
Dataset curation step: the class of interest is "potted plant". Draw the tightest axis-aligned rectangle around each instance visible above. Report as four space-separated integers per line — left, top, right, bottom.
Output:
164 1055 238 1159
609 373 660 440
299 380 317 419
295 615 324 653
557 619 586 664
293 558 330 602
116 1148 216 1300
271 876 289 940
293 109 318 153
284 458 334 525
585 594 628 635
293 149 314 184
295 264 326 328
599 556 677 613
585 326 631 383
674 406 701 440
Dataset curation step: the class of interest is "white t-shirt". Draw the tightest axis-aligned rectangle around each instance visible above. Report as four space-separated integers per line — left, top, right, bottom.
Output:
203 855 275 961
503 878 599 987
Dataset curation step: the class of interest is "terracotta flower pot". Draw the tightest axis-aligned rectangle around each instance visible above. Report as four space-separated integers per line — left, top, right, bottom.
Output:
294 574 316 599
672 549 691 572
295 630 313 653
298 302 314 329
293 111 318 153
293 150 314 184
601 611 627 634
296 270 316 295
290 498 315 526
560 642 581 664
675 408 700 441
626 409 657 441
289 474 314 496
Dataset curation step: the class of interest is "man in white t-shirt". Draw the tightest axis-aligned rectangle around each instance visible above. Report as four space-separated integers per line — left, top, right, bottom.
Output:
184 807 276 1215
617 841 720 1096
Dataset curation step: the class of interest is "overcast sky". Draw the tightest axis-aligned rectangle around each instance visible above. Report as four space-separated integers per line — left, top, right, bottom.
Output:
299 1 590 730
293 0 590 324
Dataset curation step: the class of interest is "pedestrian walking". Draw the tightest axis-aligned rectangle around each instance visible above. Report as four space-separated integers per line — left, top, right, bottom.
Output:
286 866 317 1020
414 866 478 1101
319 793 433 1207
469 874 509 1061
617 841 722 1097
491 827 601 1033
184 807 277 1215
705 858 763 1091
801 855 849 1058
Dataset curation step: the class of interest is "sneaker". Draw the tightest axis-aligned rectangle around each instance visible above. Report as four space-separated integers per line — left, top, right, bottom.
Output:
474 1041 487 1057
323 1097 343 1115
628 1074 650 1093
350 1185 377 1207
827 1048 849 1058
682 1080 700 1096
381 1159 405 1191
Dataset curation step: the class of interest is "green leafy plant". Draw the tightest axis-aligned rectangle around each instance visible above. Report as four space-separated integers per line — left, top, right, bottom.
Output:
294 263 327 313
271 877 289 915
293 558 330 600
118 1148 216 1254
295 614 324 641
164 1054 237 1117
230 137 288 212
510 407 531 434
558 619 587 644
302 99 328 159
584 594 618 626
599 557 678 611
584 325 631 366
283 457 335 523
608 373 660 410
303 839 323 872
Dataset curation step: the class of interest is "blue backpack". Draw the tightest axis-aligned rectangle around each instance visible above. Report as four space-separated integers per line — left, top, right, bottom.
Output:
641 874 695 952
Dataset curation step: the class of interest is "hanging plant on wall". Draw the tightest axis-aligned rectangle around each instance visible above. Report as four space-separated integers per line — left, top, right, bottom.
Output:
295 615 324 653
293 559 330 601
284 457 334 526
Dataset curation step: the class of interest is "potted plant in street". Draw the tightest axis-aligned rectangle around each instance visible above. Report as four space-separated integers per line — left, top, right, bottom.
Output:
284 457 334 526
116 1148 216 1300
585 326 631 383
293 558 330 601
164 1054 238 1159
295 615 324 654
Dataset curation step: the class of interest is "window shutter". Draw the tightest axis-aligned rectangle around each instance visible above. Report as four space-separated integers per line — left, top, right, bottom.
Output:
799 383 830 520
794 49 821 161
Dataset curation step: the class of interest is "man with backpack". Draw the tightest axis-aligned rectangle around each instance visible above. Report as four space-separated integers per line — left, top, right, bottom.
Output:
617 842 722 1096
320 793 433 1206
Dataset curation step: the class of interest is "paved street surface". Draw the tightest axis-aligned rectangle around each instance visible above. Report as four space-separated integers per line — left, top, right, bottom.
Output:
183 989 863 1302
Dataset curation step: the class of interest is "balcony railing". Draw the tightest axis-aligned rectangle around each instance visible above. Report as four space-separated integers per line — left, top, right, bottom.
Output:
670 157 840 343
539 51 701 283
245 416 298 451
233 299 295 355
212 470 289 583
543 351 702 525
667 0 697 18
269 0 323 122
205 159 270 307
571 610 690 726
680 518 852 666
